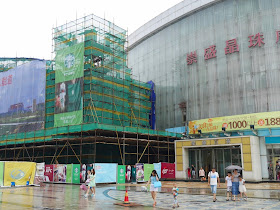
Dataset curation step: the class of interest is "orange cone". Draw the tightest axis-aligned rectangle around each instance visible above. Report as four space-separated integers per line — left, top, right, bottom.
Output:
124 190 130 204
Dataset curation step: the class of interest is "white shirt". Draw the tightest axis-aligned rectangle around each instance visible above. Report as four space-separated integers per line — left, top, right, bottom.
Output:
208 171 219 185
239 179 245 186
225 176 232 186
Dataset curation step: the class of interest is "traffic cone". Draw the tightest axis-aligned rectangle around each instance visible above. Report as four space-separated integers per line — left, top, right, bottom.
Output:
124 190 130 204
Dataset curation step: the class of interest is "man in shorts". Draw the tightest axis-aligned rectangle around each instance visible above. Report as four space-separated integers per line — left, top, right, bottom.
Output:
208 167 220 202
225 172 232 201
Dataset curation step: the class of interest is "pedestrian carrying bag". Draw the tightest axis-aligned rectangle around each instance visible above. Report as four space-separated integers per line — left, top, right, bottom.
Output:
154 181 162 188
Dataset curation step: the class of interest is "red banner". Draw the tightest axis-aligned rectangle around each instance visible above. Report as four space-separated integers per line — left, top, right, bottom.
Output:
44 165 53 182
161 162 175 179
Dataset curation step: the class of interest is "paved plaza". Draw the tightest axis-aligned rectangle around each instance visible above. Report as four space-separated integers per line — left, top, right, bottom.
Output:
0 183 279 209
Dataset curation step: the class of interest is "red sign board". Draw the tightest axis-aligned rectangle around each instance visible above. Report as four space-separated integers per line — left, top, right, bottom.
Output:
44 165 54 182
161 162 175 179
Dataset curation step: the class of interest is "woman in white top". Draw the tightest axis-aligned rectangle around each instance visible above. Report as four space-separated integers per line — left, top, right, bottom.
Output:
199 167 205 181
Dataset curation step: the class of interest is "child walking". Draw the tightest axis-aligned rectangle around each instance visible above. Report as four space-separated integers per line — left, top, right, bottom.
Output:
172 183 179 208
225 172 232 201
84 169 96 198
239 175 247 200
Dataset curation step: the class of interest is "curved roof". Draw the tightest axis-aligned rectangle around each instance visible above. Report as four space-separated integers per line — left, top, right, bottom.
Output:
128 0 221 50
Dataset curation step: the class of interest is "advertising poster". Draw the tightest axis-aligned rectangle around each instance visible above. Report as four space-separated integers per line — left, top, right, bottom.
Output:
136 163 144 182
72 164 80 184
131 166 136 183
35 162 45 184
95 163 117 184
66 164 72 183
54 43 84 127
117 165 126 184
189 111 280 134
54 164 67 183
144 164 154 181
161 162 175 179
0 60 46 136
126 165 132 182
4 162 36 186
153 163 161 179
44 165 53 182
0 162 4 186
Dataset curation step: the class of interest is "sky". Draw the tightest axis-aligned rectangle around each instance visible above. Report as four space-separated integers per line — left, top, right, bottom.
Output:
0 0 182 60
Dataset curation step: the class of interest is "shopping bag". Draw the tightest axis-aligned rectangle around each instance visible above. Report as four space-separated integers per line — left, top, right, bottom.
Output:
154 181 162 188
80 184 87 191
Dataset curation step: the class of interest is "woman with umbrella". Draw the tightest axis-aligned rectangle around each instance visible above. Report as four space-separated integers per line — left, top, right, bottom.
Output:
226 165 242 201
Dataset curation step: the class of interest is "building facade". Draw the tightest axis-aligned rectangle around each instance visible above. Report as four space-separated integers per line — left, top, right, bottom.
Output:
128 0 280 181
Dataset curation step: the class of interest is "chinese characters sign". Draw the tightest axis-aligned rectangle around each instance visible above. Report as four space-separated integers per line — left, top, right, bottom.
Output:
186 31 278 65
0 75 12 87
188 111 280 134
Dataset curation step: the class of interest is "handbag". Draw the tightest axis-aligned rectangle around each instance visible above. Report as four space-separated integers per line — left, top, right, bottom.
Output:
153 181 162 188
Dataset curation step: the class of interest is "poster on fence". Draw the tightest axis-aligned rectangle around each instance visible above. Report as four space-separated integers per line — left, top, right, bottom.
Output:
4 162 36 186
117 165 126 184
72 164 80 184
153 163 161 179
44 165 53 182
136 163 144 182
66 164 72 183
144 164 154 181
0 162 4 186
95 163 117 183
161 162 175 179
54 164 67 183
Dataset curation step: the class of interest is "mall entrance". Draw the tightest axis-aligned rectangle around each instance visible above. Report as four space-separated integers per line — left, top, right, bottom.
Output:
188 145 242 178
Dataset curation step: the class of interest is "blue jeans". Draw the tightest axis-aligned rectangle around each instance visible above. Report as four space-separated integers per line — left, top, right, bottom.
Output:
210 185 217 194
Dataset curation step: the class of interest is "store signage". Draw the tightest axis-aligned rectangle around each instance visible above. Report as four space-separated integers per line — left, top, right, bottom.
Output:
189 111 280 134
187 31 280 65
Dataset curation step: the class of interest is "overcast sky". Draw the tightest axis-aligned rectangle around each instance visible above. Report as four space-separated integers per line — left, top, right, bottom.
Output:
0 0 182 60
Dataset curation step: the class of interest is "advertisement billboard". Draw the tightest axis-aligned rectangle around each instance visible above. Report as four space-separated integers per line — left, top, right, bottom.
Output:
0 162 4 186
54 43 84 127
189 111 280 134
4 162 36 186
161 162 175 179
153 163 161 179
53 164 67 183
136 163 144 182
144 164 154 181
0 60 46 135
66 164 72 183
72 164 80 184
44 165 53 182
117 165 126 184
95 163 117 184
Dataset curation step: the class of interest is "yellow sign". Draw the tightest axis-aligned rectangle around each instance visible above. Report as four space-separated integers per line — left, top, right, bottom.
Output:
4 162 36 186
189 111 280 134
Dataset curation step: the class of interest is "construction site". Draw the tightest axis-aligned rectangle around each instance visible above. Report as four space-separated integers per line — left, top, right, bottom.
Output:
0 14 181 165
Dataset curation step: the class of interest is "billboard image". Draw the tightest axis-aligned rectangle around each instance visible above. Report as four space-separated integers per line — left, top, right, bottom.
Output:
44 165 53 182
0 60 46 135
54 43 84 127
161 162 175 179
53 164 67 183
95 163 117 184
136 163 144 182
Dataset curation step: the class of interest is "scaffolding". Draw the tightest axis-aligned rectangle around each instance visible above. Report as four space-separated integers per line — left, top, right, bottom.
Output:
0 14 181 165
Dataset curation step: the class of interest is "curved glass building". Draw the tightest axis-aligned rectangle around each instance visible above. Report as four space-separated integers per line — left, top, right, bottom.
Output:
128 0 280 181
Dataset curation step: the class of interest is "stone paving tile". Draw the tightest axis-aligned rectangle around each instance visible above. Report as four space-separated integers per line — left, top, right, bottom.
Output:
109 189 280 209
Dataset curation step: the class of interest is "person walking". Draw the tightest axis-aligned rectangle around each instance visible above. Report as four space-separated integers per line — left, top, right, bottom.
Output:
276 161 280 180
84 169 96 198
208 168 220 202
146 170 160 207
239 175 247 200
225 172 232 201
268 163 274 180
231 169 240 201
199 167 205 181
191 165 196 179
172 183 179 209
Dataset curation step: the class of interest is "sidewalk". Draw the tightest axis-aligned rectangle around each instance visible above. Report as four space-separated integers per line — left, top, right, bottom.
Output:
116 181 280 200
